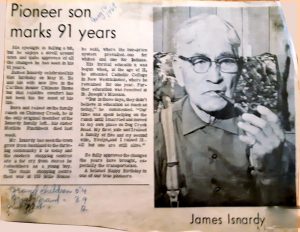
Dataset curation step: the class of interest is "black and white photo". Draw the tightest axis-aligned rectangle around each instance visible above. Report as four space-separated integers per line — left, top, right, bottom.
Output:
154 7 296 207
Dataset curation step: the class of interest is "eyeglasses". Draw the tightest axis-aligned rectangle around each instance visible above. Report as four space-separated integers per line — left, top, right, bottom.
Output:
178 55 240 74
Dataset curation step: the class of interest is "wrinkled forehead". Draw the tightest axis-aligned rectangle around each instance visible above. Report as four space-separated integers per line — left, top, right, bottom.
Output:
174 15 240 56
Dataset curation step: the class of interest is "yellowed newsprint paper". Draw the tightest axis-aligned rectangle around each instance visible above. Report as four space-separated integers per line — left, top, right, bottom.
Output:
0 0 299 231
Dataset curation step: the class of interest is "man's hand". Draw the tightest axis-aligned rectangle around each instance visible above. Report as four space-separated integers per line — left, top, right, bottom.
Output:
237 105 285 172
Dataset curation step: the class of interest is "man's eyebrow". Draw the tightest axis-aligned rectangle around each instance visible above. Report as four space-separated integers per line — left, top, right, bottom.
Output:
190 52 237 59
216 52 236 59
191 53 209 58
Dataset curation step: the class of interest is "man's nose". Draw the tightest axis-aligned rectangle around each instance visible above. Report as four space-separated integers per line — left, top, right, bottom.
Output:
207 63 223 84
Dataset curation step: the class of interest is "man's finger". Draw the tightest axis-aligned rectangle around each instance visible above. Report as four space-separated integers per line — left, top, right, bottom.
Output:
241 113 273 136
256 105 278 123
242 113 266 128
237 121 264 144
270 123 285 141
256 105 285 141
239 134 256 146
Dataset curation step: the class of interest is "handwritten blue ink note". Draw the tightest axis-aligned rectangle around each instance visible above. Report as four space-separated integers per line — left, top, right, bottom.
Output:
90 3 117 22
74 186 88 212
7 185 88 215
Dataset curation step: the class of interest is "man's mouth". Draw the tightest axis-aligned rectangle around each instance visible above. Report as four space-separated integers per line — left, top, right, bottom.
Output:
215 92 233 103
215 92 247 115
205 90 226 96
214 90 226 94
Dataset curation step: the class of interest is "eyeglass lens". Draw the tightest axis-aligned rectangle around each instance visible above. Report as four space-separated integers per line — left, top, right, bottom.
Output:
193 58 238 73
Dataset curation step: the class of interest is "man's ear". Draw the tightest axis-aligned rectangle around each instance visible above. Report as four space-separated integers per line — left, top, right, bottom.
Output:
172 57 184 87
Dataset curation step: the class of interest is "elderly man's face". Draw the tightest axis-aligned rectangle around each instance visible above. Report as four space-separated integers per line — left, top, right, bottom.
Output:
177 31 239 112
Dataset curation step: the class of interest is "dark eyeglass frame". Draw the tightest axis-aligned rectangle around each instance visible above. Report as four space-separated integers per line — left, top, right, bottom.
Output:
178 55 241 74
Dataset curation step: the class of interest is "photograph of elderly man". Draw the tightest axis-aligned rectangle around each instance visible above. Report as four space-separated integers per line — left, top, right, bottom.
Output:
154 8 295 207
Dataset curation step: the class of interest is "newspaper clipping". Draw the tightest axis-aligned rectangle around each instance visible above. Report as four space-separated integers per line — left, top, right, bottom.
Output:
0 0 298 231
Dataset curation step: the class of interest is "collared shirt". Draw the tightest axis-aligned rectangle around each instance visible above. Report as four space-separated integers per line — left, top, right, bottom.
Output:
190 100 216 124
155 97 295 207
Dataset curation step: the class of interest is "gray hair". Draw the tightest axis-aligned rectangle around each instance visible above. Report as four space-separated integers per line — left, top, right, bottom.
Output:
174 14 241 56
